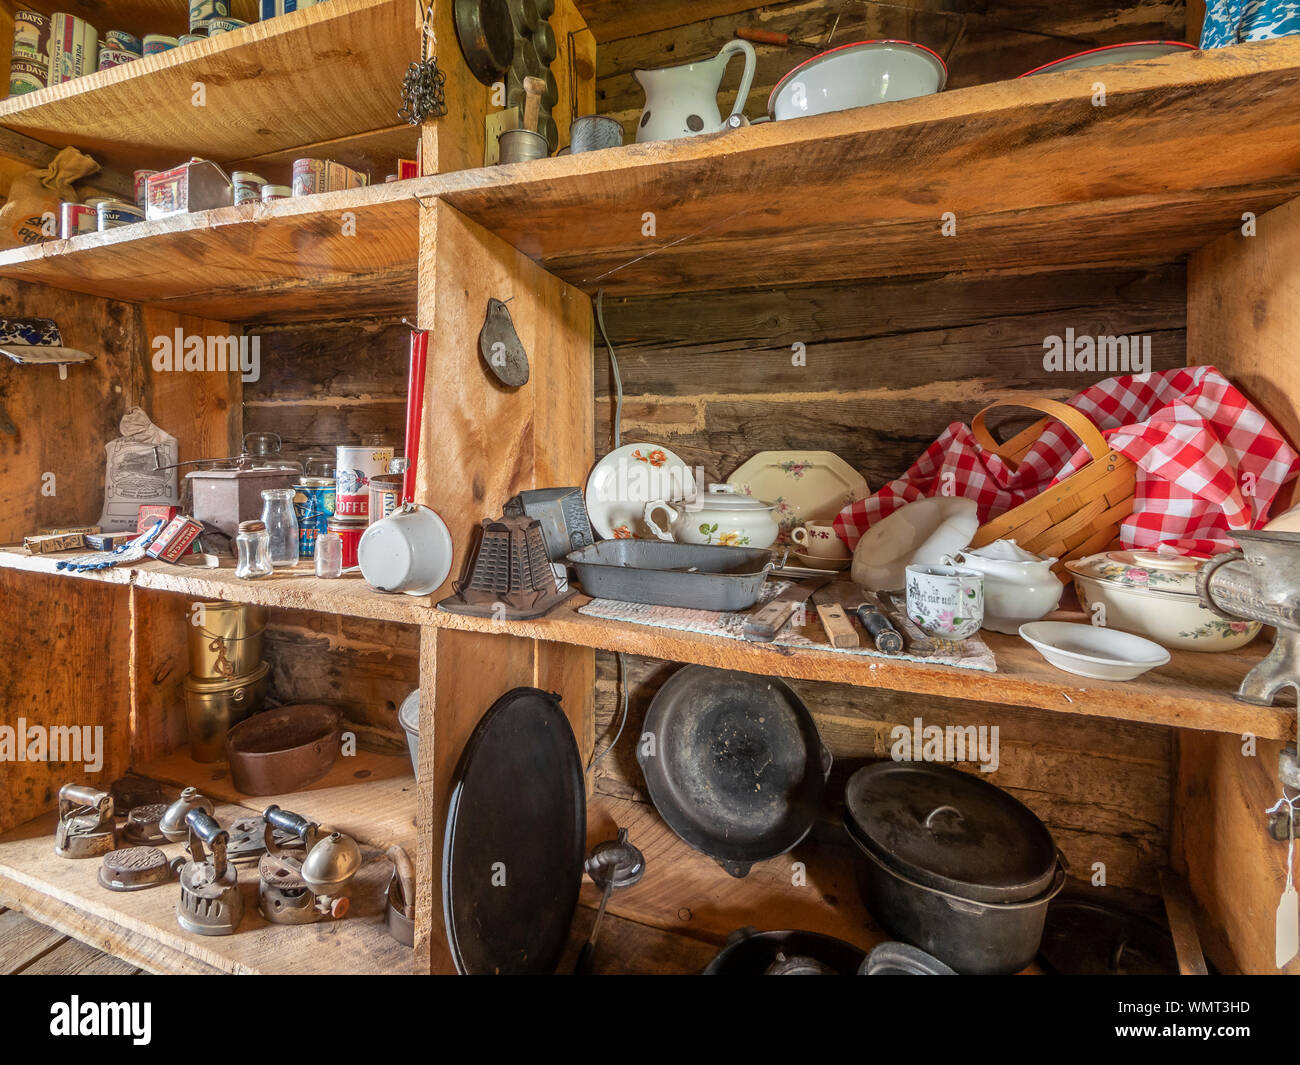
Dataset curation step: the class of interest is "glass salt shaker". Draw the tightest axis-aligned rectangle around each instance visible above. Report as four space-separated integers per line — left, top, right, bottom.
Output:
235 520 273 579
260 488 299 567
315 532 343 579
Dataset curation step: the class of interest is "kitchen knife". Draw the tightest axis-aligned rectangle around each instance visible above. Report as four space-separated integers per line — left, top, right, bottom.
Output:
743 576 832 642
812 586 859 649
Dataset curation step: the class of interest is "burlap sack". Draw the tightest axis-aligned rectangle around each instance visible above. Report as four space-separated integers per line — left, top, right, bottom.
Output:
0 146 100 248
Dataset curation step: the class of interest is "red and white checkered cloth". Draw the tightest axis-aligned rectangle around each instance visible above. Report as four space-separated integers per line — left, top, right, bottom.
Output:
833 366 1299 558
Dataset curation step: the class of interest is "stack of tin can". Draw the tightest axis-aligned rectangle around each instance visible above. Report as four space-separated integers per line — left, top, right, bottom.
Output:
182 602 268 762
330 443 394 568
292 477 336 561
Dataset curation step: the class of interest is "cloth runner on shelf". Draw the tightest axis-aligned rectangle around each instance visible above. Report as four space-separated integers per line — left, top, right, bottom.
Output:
833 366 1300 557
578 581 997 673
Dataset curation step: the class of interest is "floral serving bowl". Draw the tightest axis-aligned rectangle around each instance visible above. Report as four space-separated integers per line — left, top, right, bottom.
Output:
1065 551 1260 653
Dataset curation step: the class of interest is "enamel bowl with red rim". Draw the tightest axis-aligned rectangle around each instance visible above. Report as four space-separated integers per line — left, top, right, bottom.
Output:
1019 40 1195 78
768 40 947 121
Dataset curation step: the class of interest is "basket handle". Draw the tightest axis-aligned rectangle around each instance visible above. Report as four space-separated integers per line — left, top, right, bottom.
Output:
971 397 1110 462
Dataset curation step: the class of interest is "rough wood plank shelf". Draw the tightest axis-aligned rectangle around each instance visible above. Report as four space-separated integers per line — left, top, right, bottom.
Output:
1 548 1285 738
426 38 1300 294
0 0 415 176
0 184 419 321
0 547 432 624
0 803 420 975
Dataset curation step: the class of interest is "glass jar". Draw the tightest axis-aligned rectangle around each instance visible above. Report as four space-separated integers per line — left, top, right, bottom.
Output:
315 532 343 579
235 520 273 579
260 488 299 567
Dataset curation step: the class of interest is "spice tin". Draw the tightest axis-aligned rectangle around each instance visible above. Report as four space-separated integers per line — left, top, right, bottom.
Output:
368 473 403 525
60 202 96 239
146 515 204 562
327 517 366 570
104 30 142 54
293 480 337 558
231 171 267 205
262 184 292 203
98 48 138 70
133 170 158 208
97 201 144 230
142 34 178 54
190 0 231 31
146 158 233 219
335 445 394 519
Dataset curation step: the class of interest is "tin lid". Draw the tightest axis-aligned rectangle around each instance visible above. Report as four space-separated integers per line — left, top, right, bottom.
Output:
231 171 267 184
328 516 368 528
296 478 336 487
238 520 266 532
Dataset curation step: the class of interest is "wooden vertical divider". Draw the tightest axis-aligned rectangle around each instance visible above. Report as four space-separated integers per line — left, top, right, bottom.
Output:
1177 195 1300 974
410 198 594 972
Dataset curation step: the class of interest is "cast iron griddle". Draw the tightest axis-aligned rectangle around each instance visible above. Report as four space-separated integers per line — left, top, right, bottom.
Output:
637 665 829 878
442 687 585 974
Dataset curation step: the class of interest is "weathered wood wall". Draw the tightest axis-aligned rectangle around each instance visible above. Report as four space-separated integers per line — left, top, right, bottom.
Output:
593 0 1187 137
590 262 1188 893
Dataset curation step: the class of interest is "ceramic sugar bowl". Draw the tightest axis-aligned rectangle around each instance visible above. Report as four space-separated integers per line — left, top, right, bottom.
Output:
951 539 1064 634
644 483 780 548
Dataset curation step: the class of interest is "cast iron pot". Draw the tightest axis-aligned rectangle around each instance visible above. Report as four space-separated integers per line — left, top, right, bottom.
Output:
847 823 1066 974
703 927 867 975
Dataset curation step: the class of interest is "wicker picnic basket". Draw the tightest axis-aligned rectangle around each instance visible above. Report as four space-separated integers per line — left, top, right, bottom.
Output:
965 398 1136 575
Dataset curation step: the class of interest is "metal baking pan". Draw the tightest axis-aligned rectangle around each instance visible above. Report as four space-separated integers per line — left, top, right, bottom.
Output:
565 540 775 611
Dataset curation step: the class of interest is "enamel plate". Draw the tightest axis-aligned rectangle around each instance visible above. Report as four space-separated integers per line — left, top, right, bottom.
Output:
726 450 869 544
584 441 693 540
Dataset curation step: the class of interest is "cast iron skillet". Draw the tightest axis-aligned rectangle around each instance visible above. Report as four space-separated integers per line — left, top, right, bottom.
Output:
637 664 831 878
442 687 585 974
453 0 515 86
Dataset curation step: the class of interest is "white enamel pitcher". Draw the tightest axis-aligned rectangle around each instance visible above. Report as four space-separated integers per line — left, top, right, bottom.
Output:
634 39 757 143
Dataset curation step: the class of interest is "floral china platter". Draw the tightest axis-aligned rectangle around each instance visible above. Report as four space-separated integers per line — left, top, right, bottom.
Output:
585 442 694 540
725 451 868 545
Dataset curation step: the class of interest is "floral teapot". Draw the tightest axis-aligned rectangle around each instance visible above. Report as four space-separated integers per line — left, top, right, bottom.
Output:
950 539 1064 634
634 39 757 143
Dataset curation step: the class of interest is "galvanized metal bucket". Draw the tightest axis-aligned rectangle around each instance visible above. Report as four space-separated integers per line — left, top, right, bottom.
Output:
182 661 269 762
186 601 268 680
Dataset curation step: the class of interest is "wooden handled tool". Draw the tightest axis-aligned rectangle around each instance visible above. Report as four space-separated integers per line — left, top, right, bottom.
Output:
736 27 790 46
856 590 905 654
522 75 546 133
812 587 859 649
743 576 831 642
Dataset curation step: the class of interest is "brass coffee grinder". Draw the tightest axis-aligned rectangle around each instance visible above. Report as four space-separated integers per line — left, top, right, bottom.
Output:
177 809 244 936
257 805 361 924
54 784 115 859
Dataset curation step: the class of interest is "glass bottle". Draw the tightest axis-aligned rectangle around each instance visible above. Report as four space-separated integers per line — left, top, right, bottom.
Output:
260 488 299 567
315 532 343 579
235 520 273 579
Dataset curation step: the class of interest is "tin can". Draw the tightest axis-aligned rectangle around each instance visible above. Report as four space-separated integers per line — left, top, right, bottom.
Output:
231 171 267 205
327 517 366 569
98 201 144 230
179 34 207 45
98 48 138 70
368 474 403 525
335 445 393 520
133 170 158 208
104 30 142 54
292 480 336 558
142 34 178 55
190 0 231 31
60 202 96 239
262 184 292 203
206 17 248 34
9 58 48 97
146 515 204 562
292 158 325 197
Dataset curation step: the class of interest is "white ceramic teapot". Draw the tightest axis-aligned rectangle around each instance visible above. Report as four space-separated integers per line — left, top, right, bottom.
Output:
950 539 1064 634
644 483 779 548
634 39 757 143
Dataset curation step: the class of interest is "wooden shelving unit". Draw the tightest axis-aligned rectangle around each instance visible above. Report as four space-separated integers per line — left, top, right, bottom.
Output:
3 4 1300 974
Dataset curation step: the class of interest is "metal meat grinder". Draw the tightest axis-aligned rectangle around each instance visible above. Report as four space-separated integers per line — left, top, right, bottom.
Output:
177 809 244 936
54 784 115 859
1199 530 1300 706
257 805 361 924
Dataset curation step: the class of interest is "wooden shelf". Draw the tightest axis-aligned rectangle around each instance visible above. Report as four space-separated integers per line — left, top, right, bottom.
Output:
424 38 1300 294
0 183 418 321
2 547 1284 739
0 800 419 975
0 0 416 177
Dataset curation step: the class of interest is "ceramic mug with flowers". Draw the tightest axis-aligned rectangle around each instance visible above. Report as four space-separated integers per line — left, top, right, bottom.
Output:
905 564 985 641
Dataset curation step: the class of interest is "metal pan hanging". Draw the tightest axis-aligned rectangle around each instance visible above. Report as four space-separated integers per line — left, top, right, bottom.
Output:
453 0 515 86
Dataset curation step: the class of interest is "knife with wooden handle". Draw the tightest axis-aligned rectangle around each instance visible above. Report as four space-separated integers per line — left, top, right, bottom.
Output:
743 576 832 642
830 584 904 654
812 586 859 649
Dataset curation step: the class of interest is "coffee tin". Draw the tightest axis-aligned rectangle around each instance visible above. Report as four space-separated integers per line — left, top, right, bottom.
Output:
103 30 142 54
293 480 337 558
98 201 145 230
335 445 393 519
327 517 366 570
60 202 96 239
231 171 267 205
142 34 178 55
368 473 403 525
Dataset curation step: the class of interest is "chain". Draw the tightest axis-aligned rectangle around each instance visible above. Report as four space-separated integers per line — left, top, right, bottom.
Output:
399 2 448 124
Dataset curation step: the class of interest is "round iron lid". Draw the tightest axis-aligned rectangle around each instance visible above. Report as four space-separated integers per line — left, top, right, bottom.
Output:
442 687 585 975
844 761 1057 904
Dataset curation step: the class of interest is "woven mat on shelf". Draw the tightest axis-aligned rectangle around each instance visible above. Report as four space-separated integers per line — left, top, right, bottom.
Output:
578 581 996 673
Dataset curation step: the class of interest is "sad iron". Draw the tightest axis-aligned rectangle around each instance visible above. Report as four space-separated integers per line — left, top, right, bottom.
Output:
177 809 243 936
257 805 360 924
54 784 115 859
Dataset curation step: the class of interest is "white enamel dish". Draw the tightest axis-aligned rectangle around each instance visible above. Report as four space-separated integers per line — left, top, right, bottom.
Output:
726 450 868 544
358 503 454 596
769 40 947 121
1018 621 1171 681
1019 41 1195 77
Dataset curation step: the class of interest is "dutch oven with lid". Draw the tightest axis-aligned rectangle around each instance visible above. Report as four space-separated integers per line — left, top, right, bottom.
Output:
843 761 1066 974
